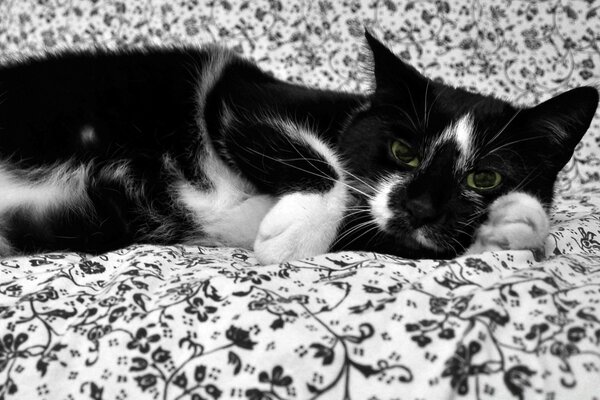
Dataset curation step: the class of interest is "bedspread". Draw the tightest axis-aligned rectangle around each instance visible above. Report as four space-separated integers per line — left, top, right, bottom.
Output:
1 1 600 399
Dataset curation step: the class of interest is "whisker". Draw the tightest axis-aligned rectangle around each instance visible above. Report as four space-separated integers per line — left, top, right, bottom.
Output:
279 156 379 193
243 147 375 200
487 109 522 146
423 79 430 130
331 219 378 249
340 223 381 251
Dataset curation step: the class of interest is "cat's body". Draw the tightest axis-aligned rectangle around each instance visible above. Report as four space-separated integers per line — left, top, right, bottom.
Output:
0 33 597 263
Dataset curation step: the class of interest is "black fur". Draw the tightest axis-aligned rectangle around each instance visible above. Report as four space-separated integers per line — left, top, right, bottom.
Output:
0 32 597 259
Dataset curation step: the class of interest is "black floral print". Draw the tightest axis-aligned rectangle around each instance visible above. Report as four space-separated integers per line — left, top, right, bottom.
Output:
1 1 600 400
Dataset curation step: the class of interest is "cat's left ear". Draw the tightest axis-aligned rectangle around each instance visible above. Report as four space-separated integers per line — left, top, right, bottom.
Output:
523 86 598 169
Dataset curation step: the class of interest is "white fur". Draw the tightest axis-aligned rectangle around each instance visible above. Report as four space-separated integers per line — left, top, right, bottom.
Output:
253 120 349 264
466 192 550 254
0 162 90 255
177 141 276 249
369 175 398 230
412 228 440 250
254 182 347 264
79 125 97 146
435 113 474 170
177 46 277 249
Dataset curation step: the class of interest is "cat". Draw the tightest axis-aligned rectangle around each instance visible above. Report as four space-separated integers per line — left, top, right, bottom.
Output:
0 31 597 264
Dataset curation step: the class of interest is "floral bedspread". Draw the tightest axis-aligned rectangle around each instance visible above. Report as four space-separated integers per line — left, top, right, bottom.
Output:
1 1 600 399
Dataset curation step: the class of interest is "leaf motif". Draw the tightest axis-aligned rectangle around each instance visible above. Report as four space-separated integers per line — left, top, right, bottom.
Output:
131 280 149 290
46 308 77 319
348 300 373 314
36 359 48 377
227 351 242 375
363 284 384 293
577 308 600 324
51 343 67 352
132 293 148 312
419 319 437 327
306 383 319 393
232 288 253 297
351 361 377 377
564 5 578 19
109 306 127 323
130 357 148 372
203 282 222 301
205 384 222 399
270 317 284 330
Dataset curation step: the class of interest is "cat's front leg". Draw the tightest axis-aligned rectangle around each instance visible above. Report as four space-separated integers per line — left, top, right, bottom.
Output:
254 183 347 264
209 105 349 264
466 192 550 254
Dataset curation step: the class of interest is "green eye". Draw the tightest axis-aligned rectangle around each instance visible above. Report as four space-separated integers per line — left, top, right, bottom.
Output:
466 170 502 190
391 140 419 168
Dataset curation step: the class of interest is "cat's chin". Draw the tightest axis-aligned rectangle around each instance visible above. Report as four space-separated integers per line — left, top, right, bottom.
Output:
398 230 457 259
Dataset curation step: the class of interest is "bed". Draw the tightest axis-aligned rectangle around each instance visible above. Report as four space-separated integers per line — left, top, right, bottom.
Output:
1 1 599 399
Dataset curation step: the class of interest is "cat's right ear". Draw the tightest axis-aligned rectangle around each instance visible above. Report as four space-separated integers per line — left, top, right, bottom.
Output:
364 29 427 95
521 86 599 170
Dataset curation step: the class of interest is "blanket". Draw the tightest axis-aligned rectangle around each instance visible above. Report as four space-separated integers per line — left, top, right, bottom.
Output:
1 1 599 399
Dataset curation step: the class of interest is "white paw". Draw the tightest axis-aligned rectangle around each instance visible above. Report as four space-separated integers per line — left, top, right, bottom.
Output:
254 188 346 265
466 192 550 254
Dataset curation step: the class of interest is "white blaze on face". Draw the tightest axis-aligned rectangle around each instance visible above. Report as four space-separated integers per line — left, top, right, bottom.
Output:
438 113 475 170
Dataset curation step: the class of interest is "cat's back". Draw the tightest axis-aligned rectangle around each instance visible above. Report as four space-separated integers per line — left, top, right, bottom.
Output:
0 46 215 164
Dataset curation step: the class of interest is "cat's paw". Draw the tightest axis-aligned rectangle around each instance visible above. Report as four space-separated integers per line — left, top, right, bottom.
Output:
466 192 549 254
254 190 345 265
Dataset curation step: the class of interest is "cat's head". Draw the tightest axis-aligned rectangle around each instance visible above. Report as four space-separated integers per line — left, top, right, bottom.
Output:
337 31 599 258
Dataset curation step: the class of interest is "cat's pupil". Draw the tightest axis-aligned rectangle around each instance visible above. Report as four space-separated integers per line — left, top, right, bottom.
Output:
473 171 497 188
391 140 418 167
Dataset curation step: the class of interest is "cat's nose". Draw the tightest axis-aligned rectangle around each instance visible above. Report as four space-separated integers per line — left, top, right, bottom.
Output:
405 194 440 227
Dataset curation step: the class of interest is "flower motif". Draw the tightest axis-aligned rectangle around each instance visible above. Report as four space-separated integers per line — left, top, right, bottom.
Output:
411 334 432 348
582 58 595 69
127 328 160 354
239 270 271 285
429 297 449 314
442 341 482 395
0 333 28 373
580 70 593 80
226 326 256 350
184 297 217 322
258 365 293 387
78 260 105 274
464 258 493 273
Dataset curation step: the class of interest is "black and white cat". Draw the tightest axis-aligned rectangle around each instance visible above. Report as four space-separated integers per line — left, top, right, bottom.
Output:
0 32 597 264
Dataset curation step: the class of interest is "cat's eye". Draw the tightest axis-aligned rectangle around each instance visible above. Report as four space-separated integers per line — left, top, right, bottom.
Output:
391 140 419 168
466 170 502 190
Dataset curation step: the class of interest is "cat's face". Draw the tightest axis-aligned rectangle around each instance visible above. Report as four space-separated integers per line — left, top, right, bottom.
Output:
336 32 599 258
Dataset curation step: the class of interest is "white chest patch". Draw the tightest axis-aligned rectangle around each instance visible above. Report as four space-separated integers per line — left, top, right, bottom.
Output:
177 145 276 249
